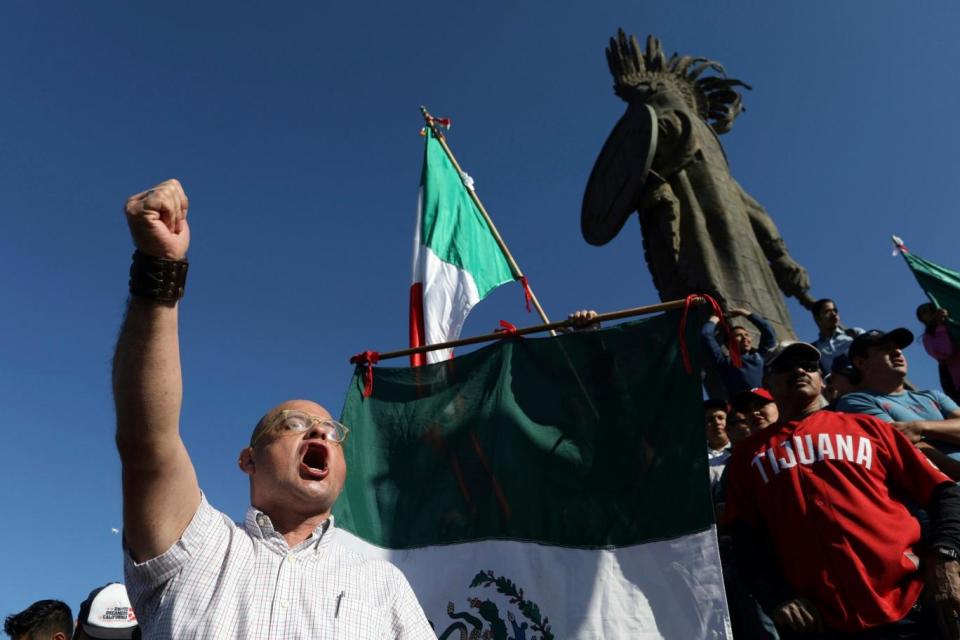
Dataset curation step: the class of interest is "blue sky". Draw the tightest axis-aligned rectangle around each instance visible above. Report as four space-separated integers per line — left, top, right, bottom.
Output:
3 1 960 623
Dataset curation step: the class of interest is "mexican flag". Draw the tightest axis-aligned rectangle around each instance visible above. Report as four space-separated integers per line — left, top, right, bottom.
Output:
335 311 731 639
896 237 960 344
409 127 516 366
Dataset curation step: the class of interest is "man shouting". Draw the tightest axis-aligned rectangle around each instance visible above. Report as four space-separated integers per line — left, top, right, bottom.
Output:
113 179 435 639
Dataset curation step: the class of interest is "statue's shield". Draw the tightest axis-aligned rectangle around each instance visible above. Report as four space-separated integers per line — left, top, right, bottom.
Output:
581 103 658 246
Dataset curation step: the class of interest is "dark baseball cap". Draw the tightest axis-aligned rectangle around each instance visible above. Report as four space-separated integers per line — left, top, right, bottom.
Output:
848 328 914 361
764 341 821 371
830 353 856 377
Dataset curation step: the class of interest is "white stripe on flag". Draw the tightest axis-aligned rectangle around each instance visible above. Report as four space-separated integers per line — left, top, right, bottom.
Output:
336 528 732 640
413 243 481 364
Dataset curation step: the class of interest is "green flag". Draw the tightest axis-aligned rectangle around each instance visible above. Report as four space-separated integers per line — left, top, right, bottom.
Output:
334 311 730 638
409 128 517 366
897 239 960 344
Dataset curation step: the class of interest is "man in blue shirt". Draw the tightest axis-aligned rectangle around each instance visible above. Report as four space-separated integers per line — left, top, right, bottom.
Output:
836 327 960 480
701 307 777 399
809 298 864 372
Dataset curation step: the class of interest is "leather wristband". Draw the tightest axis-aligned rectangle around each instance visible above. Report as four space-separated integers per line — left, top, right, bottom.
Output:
129 250 189 302
933 546 960 562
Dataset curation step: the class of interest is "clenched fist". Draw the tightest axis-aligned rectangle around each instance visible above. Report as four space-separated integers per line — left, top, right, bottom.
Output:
124 179 190 259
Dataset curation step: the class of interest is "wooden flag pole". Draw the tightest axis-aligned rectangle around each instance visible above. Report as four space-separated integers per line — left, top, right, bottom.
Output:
357 297 703 362
420 105 554 332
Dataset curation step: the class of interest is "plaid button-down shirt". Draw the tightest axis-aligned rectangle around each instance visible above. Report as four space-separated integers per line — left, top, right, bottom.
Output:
125 494 436 639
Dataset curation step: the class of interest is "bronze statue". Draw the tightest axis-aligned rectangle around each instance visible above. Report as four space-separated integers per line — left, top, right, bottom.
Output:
582 30 814 340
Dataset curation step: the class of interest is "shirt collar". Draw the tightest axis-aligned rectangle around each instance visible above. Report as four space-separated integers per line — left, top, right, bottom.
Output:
708 442 731 455
815 328 841 341
244 506 335 551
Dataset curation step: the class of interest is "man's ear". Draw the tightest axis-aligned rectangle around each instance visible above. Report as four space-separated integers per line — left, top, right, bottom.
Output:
53 632 67 640
851 354 867 372
239 447 255 476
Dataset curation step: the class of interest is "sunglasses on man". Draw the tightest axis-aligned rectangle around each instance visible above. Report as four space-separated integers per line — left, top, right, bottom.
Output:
768 360 820 375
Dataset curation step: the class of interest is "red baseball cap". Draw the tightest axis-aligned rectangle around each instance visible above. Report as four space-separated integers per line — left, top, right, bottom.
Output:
731 387 774 412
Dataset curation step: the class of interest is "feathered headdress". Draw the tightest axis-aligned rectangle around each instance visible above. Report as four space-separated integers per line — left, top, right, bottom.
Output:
606 29 751 134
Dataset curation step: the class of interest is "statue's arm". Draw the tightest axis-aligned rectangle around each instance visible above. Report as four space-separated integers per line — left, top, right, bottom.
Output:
738 184 813 305
739 185 790 260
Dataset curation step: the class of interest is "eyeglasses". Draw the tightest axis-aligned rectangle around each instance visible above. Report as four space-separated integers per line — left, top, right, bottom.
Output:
250 410 350 447
769 360 820 374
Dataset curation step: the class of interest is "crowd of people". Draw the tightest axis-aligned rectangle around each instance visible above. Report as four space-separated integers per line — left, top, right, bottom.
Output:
6 178 960 638
702 298 960 639
5 584 139 640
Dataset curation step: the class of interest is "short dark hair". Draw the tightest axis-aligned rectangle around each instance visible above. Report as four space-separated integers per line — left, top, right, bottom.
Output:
811 298 835 318
704 399 727 413
916 302 937 323
4 599 73 638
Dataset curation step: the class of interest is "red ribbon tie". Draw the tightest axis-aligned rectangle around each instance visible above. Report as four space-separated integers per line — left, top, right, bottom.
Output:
678 294 738 374
496 320 518 336
518 276 533 313
350 350 381 397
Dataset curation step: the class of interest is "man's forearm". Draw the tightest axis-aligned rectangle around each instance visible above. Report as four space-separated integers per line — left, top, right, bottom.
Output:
915 419 960 446
113 297 182 460
701 320 728 366
928 483 960 553
748 313 777 351
916 443 960 482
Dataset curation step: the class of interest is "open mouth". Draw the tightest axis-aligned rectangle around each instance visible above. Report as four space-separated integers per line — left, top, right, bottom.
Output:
300 443 329 479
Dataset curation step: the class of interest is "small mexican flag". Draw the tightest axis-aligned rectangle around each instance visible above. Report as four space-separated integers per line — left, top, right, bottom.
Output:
336 311 731 638
895 237 960 344
409 127 516 366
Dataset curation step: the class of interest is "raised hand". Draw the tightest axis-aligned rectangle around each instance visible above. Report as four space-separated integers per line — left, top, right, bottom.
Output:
124 179 190 259
567 309 601 331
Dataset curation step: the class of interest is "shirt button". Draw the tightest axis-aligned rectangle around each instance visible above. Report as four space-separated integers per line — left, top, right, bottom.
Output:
280 600 289 609
286 555 295 564
815 499 824 507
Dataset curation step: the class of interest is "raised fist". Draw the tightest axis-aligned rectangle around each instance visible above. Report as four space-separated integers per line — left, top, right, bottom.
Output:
124 179 190 259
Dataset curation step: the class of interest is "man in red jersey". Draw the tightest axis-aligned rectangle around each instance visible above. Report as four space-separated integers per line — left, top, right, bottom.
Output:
725 341 960 639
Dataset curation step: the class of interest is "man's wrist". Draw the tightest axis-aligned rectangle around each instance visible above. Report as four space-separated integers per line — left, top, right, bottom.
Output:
932 546 960 562
129 250 189 303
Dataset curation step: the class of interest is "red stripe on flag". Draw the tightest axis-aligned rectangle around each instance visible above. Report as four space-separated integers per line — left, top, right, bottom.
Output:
409 282 426 367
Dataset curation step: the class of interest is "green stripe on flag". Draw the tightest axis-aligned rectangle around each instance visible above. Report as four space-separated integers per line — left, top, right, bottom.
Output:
419 128 515 297
902 250 960 345
334 310 713 549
